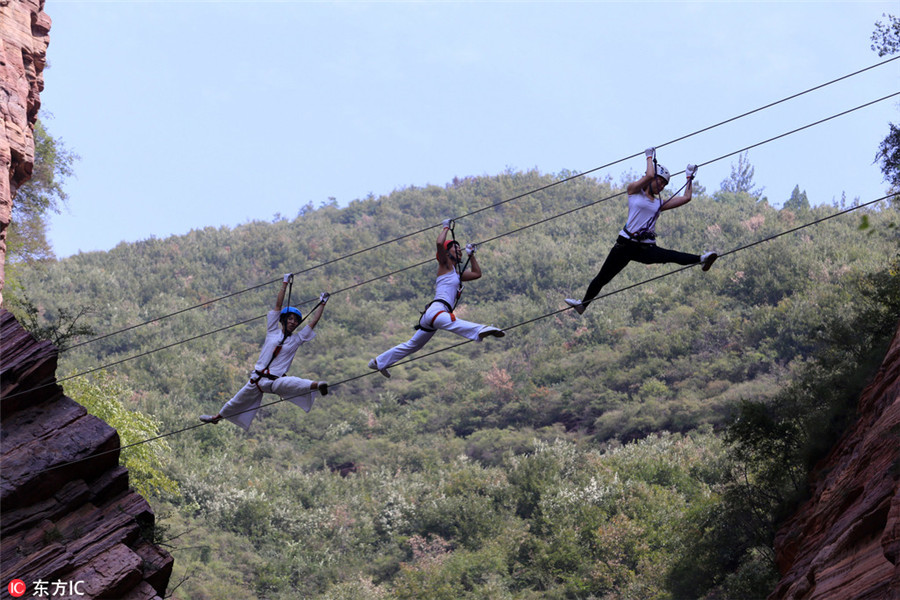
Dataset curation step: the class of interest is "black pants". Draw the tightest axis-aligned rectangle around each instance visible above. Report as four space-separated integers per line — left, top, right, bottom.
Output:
582 236 700 304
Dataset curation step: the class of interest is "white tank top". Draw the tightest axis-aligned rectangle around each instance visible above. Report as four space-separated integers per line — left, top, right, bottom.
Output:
619 190 662 244
434 270 461 307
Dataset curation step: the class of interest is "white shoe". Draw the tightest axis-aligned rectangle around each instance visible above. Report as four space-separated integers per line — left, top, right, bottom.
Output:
700 252 718 271
565 298 586 315
478 326 505 341
368 358 391 378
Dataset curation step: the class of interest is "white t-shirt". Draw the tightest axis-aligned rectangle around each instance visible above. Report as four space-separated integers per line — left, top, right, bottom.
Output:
434 269 462 307
619 190 662 244
252 310 316 376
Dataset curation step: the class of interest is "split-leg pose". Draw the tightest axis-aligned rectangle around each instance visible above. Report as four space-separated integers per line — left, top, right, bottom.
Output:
369 220 504 378
566 148 717 314
200 274 330 430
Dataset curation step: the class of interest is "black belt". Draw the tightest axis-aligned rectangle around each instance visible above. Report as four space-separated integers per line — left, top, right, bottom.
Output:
252 370 281 382
622 227 656 242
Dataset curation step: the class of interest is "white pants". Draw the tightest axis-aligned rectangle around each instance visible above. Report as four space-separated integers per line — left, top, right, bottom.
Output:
375 303 491 370
219 375 317 430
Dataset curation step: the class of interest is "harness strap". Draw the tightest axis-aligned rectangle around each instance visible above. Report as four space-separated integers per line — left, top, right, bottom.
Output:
414 299 455 332
447 222 469 305
627 177 689 242
623 226 656 242
251 333 287 390
251 368 281 392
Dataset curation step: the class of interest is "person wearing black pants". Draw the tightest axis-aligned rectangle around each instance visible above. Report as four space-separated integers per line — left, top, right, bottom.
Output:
565 148 717 315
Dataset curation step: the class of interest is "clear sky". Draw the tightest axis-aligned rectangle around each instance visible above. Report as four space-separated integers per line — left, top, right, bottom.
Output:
40 1 899 259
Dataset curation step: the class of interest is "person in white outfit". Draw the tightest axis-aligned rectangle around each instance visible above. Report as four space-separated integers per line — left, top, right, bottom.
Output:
565 148 718 314
368 220 505 378
200 274 330 430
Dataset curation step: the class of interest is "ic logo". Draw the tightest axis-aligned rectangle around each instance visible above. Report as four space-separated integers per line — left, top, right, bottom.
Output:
8 579 26 597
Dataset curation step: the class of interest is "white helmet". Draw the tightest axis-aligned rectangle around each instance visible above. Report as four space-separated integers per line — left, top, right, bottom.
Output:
655 164 670 184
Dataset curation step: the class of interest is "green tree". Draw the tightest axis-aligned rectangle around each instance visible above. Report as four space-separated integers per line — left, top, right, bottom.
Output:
783 185 810 212
871 12 900 56
7 291 95 351
7 116 79 263
872 14 900 191
875 125 900 192
719 151 764 197
64 373 178 498
5 116 87 344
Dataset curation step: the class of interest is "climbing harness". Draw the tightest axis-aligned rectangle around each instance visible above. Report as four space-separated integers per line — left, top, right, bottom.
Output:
250 333 289 391
414 298 457 333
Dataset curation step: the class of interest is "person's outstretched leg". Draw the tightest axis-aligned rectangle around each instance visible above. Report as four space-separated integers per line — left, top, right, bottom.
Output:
272 376 322 413
201 380 263 430
566 240 631 314
370 328 435 378
635 245 699 266
430 310 504 341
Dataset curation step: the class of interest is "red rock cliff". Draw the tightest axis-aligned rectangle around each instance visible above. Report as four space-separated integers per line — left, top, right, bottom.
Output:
0 0 50 303
1 309 174 599
770 322 900 599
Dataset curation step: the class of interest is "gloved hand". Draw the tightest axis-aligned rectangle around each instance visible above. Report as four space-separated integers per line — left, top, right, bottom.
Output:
319 292 330 304
283 273 293 283
442 218 453 229
686 164 698 179
465 243 476 256
644 147 656 159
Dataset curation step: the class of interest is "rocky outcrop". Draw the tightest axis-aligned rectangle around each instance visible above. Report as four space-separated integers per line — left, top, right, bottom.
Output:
1 309 173 599
770 322 900 599
0 0 51 302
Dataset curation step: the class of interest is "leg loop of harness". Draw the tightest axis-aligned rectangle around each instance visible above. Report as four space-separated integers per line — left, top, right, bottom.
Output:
414 299 455 332
251 369 279 393
428 310 456 329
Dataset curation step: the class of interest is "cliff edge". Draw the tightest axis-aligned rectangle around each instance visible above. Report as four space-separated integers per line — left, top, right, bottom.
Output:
0 0 50 301
770 322 900 599
1 309 173 599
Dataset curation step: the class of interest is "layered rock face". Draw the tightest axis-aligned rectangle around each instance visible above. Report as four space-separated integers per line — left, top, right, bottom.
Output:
1 309 173 599
0 0 51 302
770 322 900 599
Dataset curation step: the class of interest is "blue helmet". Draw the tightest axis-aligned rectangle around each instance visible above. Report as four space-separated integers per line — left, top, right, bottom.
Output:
280 306 302 325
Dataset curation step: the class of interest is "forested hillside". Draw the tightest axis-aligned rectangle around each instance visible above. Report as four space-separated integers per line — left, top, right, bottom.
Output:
12 170 900 599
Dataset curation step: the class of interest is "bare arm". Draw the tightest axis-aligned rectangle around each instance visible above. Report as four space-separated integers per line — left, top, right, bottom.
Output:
661 177 693 211
462 251 482 281
436 220 455 275
627 156 657 195
304 298 327 330
275 278 290 311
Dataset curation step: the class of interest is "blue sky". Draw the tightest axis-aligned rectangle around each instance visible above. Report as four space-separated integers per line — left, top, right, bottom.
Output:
41 1 899 258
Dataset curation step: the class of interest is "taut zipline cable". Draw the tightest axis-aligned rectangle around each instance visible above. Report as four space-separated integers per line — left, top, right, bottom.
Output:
26 194 894 476
62 56 900 352
473 91 900 248
6 92 898 403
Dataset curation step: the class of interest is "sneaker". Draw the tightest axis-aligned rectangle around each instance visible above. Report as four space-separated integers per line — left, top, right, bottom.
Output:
478 326 506 340
565 298 586 315
368 358 391 378
700 252 718 272
317 382 329 396
199 414 221 424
